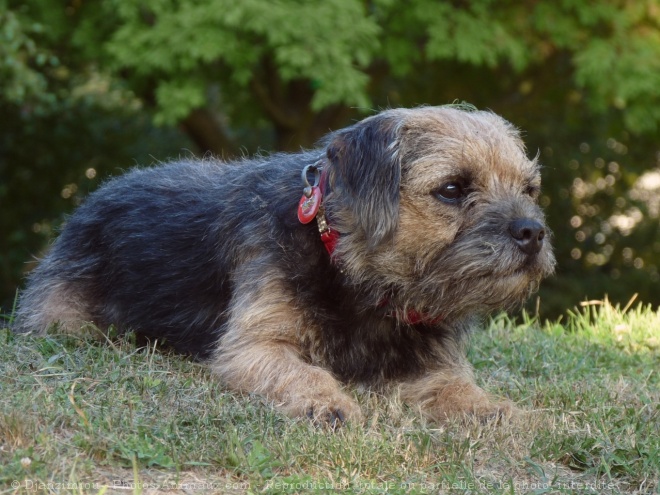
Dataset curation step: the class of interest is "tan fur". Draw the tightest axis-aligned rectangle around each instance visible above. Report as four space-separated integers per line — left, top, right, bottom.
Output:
210 260 362 424
399 371 516 422
389 336 516 422
18 281 93 335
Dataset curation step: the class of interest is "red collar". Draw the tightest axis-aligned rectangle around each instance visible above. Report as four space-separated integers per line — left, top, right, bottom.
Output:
297 164 441 326
297 165 339 256
380 301 443 326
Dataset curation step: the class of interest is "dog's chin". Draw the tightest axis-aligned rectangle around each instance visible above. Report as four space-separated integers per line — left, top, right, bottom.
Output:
489 242 555 273
491 272 542 302
366 255 552 323
396 267 547 322
471 257 549 302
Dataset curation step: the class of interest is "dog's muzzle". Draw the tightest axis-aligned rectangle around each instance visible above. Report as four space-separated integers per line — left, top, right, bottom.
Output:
508 218 546 256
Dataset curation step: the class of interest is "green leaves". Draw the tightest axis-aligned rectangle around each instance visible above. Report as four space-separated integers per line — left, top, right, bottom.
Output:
4 0 660 135
574 29 660 133
417 0 532 70
0 7 57 107
154 78 206 125
3 0 660 313
101 0 379 123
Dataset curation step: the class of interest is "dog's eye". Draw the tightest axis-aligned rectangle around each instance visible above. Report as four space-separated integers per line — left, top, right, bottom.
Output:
432 181 467 204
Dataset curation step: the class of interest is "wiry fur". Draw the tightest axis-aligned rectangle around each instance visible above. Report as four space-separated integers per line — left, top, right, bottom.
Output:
14 106 555 424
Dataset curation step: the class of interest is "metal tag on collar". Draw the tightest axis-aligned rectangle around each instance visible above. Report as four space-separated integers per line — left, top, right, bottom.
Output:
298 163 322 224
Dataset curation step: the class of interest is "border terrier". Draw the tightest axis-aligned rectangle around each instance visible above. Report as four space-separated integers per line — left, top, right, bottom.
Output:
14 106 555 424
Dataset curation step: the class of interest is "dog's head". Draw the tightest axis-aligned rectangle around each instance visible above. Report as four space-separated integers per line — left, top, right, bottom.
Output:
323 106 556 320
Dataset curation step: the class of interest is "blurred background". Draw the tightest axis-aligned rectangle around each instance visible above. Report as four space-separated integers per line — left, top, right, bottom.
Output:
1 0 659 318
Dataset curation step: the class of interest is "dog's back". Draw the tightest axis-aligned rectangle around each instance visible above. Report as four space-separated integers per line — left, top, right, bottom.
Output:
13 155 314 356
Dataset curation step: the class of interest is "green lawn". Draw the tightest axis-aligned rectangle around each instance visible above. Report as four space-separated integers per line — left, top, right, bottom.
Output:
1 300 658 494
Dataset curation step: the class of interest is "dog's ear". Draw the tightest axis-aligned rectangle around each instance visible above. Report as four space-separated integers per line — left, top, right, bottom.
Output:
326 113 402 248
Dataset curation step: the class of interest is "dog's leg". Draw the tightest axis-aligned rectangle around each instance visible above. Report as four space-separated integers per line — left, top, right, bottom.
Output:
211 260 362 424
398 345 516 422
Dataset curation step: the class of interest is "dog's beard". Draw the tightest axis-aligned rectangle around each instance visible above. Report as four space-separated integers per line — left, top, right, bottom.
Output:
377 232 555 322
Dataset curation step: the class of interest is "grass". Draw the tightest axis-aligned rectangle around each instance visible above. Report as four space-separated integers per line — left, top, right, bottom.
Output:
0 299 658 494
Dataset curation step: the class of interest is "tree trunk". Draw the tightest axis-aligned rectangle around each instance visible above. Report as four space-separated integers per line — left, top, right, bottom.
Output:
180 107 239 159
274 104 353 151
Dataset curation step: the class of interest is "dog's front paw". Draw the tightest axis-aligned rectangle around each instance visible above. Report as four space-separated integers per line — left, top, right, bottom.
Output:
282 393 363 427
401 375 519 424
432 392 520 424
470 399 520 424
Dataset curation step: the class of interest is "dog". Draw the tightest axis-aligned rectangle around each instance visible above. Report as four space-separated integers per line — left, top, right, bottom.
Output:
14 106 555 424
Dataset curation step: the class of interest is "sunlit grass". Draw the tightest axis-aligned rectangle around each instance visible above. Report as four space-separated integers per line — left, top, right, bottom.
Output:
1 300 658 494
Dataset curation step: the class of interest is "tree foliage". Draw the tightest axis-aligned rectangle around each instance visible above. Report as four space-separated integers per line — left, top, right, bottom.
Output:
0 5 56 107
8 0 660 149
1 0 660 314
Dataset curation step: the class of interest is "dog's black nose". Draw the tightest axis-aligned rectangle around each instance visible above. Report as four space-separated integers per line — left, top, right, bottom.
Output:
508 218 545 255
